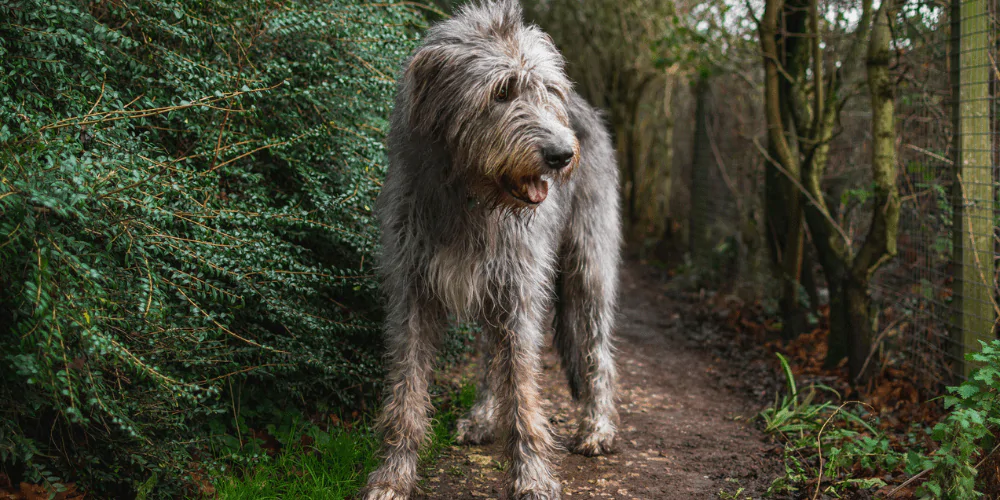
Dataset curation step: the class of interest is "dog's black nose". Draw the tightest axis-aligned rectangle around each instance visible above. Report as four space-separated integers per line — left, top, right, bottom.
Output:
542 145 574 170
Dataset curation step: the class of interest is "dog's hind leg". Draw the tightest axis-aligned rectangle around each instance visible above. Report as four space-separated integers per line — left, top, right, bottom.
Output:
455 333 497 445
553 94 622 457
554 143 622 456
364 291 445 500
555 218 621 457
553 269 587 401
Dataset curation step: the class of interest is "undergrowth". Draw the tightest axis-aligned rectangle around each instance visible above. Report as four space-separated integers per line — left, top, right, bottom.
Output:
213 380 477 499
761 353 915 497
761 343 1000 499
211 422 379 500
910 341 1000 498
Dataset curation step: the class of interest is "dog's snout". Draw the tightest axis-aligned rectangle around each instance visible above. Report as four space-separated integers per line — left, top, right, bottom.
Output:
542 145 574 170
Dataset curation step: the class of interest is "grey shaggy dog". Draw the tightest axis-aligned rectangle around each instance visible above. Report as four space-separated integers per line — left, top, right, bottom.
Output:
364 1 621 498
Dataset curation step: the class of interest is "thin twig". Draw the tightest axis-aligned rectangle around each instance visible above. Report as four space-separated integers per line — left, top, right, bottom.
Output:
749 136 854 249
904 143 953 165
164 277 289 354
36 83 282 133
887 464 931 496
856 316 904 382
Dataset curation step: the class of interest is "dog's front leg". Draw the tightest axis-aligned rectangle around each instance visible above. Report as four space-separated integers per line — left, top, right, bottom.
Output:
490 306 560 500
364 292 444 500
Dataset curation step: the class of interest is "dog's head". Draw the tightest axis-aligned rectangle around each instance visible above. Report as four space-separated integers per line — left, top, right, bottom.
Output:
400 0 578 211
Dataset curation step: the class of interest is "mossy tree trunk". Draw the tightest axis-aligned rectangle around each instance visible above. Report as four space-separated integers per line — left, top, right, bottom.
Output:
801 0 900 382
759 0 900 382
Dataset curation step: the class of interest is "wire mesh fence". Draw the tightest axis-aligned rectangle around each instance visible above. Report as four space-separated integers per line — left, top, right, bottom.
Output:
951 0 997 376
684 0 999 385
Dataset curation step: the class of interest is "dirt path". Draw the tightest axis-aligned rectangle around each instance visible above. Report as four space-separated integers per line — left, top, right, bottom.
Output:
416 264 781 499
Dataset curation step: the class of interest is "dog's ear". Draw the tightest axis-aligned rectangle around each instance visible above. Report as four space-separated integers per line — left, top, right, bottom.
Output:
403 45 450 131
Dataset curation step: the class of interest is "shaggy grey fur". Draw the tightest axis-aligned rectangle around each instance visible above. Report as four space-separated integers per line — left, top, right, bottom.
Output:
364 1 621 498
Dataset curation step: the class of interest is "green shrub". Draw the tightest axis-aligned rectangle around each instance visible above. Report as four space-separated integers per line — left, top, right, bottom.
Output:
915 340 1000 499
0 0 423 494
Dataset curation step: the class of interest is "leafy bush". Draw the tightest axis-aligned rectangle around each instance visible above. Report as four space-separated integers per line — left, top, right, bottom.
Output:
915 340 1000 499
0 0 424 494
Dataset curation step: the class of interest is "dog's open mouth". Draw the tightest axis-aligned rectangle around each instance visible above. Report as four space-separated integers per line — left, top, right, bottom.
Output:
501 175 549 205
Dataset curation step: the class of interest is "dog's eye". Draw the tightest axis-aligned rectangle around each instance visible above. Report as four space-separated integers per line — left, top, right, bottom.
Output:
494 80 512 102
494 86 509 102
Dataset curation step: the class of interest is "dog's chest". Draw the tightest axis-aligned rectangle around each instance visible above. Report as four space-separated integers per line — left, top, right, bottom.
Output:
424 208 562 317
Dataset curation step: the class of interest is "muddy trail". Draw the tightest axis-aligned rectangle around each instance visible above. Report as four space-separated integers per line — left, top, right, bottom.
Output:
415 264 783 499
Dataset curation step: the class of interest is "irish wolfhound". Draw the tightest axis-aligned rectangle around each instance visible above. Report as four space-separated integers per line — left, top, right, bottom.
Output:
364 1 621 498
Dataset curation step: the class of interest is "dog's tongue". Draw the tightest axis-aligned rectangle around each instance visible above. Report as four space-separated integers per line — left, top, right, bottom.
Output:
524 177 548 204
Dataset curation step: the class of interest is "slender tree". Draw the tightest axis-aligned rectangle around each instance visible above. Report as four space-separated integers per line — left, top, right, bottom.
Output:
758 0 900 382
759 0 813 339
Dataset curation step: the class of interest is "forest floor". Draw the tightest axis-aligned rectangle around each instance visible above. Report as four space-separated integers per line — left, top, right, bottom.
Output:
414 264 785 500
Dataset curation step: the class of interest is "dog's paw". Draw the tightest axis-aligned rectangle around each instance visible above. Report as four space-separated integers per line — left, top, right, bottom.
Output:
512 490 561 500
454 416 495 445
362 485 409 500
571 416 616 457
509 476 561 500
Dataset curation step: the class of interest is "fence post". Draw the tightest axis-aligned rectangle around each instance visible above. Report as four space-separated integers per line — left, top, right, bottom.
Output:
688 75 712 263
951 0 995 377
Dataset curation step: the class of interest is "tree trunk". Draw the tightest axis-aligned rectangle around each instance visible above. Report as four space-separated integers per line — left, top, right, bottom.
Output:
760 0 807 340
845 278 874 381
764 0 806 270
655 75 678 260
780 225 807 340
825 271 850 369
764 161 788 266
815 0 898 383
625 97 639 230
951 0 997 377
619 74 655 240
800 246 822 314
824 269 872 381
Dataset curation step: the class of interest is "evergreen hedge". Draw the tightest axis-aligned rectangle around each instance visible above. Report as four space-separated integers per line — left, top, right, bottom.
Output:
0 0 423 494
